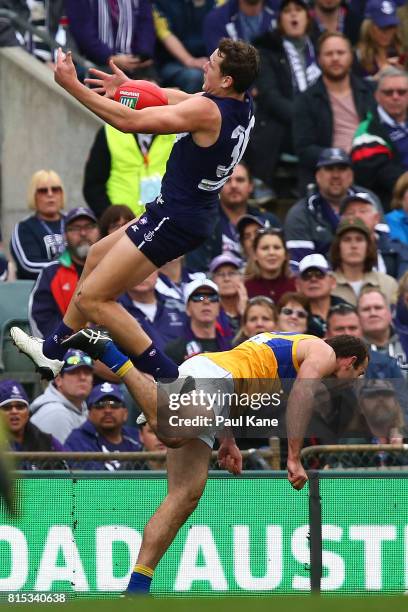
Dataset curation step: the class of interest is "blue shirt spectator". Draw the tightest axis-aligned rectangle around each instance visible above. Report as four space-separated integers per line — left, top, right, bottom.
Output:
10 170 66 280
118 271 187 351
65 382 141 470
203 0 278 55
0 379 65 470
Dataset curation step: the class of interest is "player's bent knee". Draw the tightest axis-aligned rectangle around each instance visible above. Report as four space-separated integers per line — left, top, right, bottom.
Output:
74 289 96 319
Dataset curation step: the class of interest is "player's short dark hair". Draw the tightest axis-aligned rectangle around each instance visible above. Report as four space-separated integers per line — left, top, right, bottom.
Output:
218 38 260 93
325 335 369 368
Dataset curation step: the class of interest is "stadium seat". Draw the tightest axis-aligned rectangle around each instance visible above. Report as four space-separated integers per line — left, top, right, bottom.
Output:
0 318 42 400
0 281 34 330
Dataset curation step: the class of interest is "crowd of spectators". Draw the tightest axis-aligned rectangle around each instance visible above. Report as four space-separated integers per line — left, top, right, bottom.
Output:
1 0 408 468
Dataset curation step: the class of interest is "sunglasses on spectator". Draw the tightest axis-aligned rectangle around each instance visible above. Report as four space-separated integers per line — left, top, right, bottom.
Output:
190 293 220 303
1 402 28 412
328 303 357 315
91 400 124 410
64 355 93 366
300 269 327 281
36 186 63 195
379 88 408 97
280 307 307 319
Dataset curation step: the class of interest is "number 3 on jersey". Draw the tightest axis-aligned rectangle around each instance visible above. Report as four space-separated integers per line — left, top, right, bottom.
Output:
198 116 255 192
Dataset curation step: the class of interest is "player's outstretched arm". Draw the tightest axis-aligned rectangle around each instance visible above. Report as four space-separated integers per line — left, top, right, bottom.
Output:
85 62 194 105
286 341 336 490
54 49 219 136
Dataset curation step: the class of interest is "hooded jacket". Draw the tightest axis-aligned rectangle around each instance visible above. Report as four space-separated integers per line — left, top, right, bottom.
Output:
30 383 88 444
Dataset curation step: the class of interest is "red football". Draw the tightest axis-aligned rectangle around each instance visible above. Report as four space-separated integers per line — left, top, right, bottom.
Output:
114 80 168 109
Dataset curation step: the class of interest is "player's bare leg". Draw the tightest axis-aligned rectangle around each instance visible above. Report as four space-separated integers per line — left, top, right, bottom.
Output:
63 218 137 331
126 439 211 594
12 229 178 380
73 233 157 354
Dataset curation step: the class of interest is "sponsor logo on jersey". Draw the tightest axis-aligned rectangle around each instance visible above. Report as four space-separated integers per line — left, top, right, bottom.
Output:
144 231 154 242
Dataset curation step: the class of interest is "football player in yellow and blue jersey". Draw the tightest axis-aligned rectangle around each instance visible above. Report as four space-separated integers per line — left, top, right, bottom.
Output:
62 327 368 595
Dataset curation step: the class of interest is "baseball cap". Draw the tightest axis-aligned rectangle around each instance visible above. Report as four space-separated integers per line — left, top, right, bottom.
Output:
236 214 266 236
184 279 219 303
298 254 331 275
280 0 308 11
61 349 93 373
365 0 399 28
340 192 378 215
0 380 29 407
316 148 352 169
209 253 242 274
65 207 97 226
360 379 395 396
87 382 124 407
335 217 371 238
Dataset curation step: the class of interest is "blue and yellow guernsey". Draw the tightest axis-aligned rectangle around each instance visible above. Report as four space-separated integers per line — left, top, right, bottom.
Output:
204 332 317 397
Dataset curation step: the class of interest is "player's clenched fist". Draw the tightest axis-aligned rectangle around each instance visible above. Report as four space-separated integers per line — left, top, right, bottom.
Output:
287 458 308 490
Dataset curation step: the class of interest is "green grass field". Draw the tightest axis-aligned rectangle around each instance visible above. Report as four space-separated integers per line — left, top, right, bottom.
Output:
1 596 407 612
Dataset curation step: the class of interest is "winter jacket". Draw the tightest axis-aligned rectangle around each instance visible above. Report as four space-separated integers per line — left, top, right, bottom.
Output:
293 75 376 186
331 270 398 306
246 30 308 182
30 383 88 444
65 420 141 470
203 0 278 55
10 214 65 280
65 0 155 66
351 108 406 210
29 251 80 338
284 188 408 278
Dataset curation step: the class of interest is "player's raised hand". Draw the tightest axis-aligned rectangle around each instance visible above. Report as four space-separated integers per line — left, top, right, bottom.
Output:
287 458 308 490
54 48 78 90
85 60 127 98
218 440 242 475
